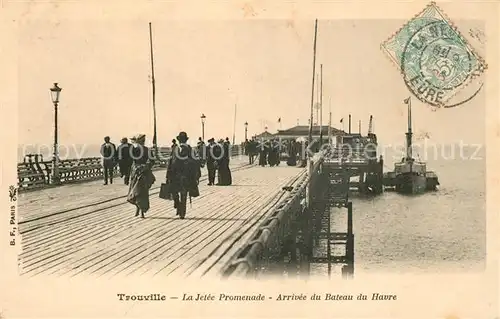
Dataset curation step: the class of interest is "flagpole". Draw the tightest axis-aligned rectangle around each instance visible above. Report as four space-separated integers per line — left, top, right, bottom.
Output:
308 19 318 146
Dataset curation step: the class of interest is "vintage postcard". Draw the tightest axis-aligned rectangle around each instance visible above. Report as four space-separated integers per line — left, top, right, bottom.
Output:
0 0 498 318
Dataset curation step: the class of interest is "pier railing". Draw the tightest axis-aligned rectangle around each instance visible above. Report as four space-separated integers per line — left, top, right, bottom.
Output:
220 152 326 278
17 145 244 192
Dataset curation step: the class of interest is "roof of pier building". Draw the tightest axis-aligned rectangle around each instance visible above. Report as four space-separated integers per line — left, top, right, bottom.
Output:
253 131 275 139
274 125 343 139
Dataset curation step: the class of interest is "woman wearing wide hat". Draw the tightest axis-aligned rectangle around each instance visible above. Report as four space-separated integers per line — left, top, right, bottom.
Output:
126 134 156 218
165 131 201 218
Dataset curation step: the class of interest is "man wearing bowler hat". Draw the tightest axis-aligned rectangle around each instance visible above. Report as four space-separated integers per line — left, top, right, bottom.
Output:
166 131 201 218
100 136 117 185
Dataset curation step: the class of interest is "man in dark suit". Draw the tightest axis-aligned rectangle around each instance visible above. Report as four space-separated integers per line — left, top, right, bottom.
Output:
117 137 132 185
100 136 117 185
205 138 217 186
197 137 206 167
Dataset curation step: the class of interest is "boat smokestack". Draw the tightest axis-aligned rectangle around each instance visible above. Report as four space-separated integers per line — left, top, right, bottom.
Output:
348 114 351 134
404 97 413 160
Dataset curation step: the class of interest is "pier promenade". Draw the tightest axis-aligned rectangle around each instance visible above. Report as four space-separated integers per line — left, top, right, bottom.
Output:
18 157 309 278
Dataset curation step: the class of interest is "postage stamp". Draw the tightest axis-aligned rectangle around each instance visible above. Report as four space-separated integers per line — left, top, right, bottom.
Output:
381 2 487 108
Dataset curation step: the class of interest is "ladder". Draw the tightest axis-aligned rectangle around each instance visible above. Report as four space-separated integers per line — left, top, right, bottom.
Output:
310 160 355 278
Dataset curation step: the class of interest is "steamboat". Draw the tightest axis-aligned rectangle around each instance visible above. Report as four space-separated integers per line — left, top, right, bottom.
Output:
383 97 439 194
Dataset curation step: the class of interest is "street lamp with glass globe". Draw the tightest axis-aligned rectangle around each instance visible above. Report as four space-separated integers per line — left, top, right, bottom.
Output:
244 121 248 140
50 83 62 184
200 113 206 141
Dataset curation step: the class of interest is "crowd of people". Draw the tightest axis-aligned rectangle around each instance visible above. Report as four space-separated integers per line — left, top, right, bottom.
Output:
98 133 308 220
244 137 302 167
99 133 235 219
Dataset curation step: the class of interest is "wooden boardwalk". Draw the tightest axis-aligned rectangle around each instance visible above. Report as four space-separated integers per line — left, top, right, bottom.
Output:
18 158 306 278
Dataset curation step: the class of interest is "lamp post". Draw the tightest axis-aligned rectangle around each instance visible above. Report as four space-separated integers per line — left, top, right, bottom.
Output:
244 121 248 140
50 83 62 184
200 113 206 141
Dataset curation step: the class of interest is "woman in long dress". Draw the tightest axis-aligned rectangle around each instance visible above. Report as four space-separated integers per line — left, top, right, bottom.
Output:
127 134 156 218
216 139 232 185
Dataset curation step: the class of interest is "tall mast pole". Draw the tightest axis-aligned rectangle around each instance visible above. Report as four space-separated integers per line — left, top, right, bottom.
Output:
316 73 319 125
308 19 318 145
149 22 158 157
328 97 332 143
319 64 323 145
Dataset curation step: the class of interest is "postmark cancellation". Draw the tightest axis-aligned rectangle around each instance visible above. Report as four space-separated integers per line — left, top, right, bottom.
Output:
381 2 487 108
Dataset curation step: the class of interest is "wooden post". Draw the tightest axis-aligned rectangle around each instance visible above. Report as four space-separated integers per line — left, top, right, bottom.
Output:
346 201 354 277
308 19 318 145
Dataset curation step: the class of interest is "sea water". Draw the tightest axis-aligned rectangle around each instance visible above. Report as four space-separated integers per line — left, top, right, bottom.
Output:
311 144 486 275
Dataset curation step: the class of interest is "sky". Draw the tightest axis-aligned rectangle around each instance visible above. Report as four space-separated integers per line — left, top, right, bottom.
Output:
18 19 486 148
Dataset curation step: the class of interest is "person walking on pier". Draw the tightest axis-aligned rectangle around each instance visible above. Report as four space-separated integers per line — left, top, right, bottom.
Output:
117 137 133 185
166 132 201 219
224 137 231 164
287 139 298 166
197 137 206 167
171 139 177 155
267 139 280 167
100 136 117 185
250 138 258 164
245 138 256 165
244 139 250 163
258 139 268 167
206 138 217 186
216 138 232 185
127 134 156 218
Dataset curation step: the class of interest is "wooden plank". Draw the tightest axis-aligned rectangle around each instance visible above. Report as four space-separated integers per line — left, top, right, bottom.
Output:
188 170 307 278
19 165 305 278
18 158 249 222
17 169 258 276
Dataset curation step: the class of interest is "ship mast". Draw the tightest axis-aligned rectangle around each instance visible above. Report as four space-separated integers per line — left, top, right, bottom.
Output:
149 22 158 158
328 97 332 143
405 97 413 160
319 64 323 145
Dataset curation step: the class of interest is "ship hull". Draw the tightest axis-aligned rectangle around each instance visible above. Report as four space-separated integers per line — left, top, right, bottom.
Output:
395 173 426 194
